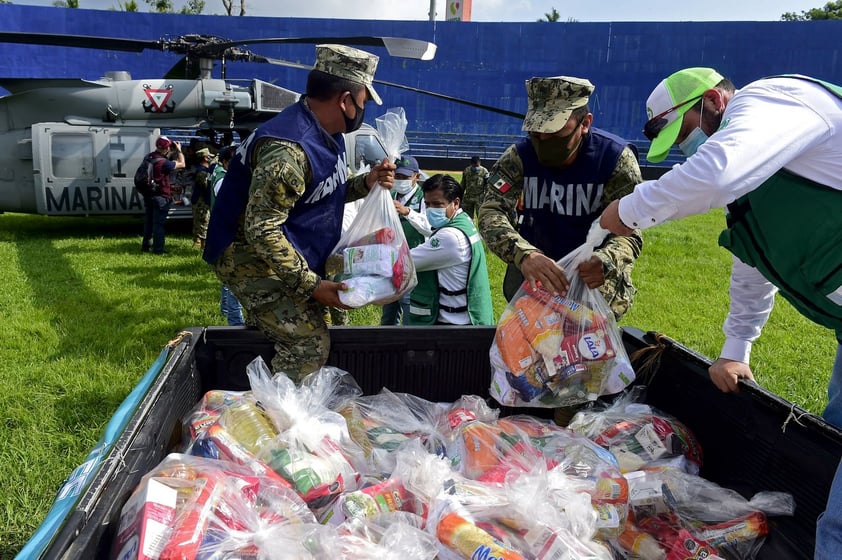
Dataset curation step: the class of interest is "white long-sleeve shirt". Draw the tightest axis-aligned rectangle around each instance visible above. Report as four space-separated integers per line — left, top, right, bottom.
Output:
395 186 432 238
410 209 473 324
618 76 842 362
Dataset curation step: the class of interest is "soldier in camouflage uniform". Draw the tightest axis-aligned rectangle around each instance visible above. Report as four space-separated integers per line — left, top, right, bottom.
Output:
477 76 643 320
202 44 396 382
460 156 489 219
190 147 214 248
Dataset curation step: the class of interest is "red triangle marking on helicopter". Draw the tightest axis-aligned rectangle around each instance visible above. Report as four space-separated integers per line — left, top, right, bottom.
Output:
144 88 173 112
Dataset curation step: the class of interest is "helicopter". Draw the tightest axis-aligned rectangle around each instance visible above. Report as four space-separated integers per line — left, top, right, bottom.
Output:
0 32 445 218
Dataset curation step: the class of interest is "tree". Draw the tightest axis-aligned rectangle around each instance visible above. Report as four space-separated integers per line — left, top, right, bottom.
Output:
179 0 205 14
53 0 79 6
782 1 842 20
140 0 204 13
222 0 246 16
115 0 139 10
144 0 173 11
538 7 560 22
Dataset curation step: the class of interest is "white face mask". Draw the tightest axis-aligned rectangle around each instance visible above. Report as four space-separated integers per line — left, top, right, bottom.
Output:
393 179 414 195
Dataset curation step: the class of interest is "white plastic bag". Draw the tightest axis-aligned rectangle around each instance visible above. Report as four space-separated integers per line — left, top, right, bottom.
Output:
325 108 417 307
489 222 636 407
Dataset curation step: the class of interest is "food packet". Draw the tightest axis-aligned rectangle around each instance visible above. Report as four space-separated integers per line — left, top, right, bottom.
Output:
618 467 794 560
110 453 314 560
245 357 368 517
326 108 417 307
489 222 636 407
567 387 704 474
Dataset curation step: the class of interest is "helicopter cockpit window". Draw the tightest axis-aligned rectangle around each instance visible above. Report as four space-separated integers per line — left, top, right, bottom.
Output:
354 133 388 169
50 134 95 179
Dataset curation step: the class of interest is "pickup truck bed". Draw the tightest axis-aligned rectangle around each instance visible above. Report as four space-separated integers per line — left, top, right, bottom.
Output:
29 326 842 559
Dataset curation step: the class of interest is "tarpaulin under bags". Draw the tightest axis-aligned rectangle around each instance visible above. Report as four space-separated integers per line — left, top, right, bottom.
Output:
325 108 417 308
490 223 636 408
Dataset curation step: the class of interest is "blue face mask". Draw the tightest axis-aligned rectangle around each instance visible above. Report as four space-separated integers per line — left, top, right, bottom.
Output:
679 101 708 157
679 126 708 157
426 207 450 229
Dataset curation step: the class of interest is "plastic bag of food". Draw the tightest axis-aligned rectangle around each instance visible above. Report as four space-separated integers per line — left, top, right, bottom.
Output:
110 453 314 560
567 387 704 474
616 467 794 560
245 357 367 517
325 107 417 307
489 222 636 407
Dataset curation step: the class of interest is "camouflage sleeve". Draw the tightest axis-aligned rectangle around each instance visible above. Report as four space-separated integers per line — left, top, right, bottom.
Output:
244 138 321 300
195 169 209 188
602 146 642 202
594 146 644 319
345 169 370 202
477 145 538 267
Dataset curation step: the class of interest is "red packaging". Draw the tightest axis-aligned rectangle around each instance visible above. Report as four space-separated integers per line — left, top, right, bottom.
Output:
112 477 181 560
559 328 616 365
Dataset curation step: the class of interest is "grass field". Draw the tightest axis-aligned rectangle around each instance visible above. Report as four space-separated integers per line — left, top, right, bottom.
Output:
0 197 836 555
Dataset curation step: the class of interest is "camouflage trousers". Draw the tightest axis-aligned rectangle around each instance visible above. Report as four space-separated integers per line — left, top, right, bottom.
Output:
214 246 330 383
460 187 485 220
192 198 211 244
502 242 638 321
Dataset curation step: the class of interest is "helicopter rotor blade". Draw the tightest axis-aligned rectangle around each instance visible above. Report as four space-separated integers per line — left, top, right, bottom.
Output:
256 55 523 120
0 31 161 53
205 36 436 61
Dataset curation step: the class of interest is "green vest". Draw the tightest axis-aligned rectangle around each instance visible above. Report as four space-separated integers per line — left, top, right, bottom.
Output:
208 164 227 208
393 186 426 248
718 77 842 340
408 212 494 325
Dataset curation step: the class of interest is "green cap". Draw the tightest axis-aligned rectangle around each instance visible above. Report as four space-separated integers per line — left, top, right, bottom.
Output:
645 67 724 163
522 76 594 134
314 44 382 105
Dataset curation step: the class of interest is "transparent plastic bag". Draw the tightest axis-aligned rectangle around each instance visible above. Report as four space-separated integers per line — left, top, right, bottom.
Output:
490 222 636 407
616 467 794 560
325 108 417 307
568 387 704 474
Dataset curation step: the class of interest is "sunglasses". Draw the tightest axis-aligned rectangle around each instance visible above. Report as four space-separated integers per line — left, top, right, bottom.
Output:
642 95 703 141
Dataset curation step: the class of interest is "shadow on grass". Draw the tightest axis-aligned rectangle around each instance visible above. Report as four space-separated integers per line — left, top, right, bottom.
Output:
3 212 201 418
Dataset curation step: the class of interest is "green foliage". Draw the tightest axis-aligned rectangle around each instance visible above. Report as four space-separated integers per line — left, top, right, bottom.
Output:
53 0 78 7
782 0 842 20
145 0 173 12
179 0 205 14
115 0 139 10
538 7 560 22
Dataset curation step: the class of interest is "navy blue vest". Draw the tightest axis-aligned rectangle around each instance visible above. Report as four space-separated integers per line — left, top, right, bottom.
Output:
203 100 349 276
516 128 631 261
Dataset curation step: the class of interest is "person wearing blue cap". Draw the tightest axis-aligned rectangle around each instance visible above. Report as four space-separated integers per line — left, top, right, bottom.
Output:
599 67 842 558
381 154 432 325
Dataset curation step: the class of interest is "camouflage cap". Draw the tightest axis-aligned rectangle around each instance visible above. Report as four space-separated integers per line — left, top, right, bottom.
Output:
522 76 594 133
314 44 382 105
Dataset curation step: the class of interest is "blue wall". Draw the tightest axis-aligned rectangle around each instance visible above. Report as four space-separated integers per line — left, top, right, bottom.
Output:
1 5 841 145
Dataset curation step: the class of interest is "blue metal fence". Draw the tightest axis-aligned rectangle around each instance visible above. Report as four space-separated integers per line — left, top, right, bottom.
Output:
3 5 834 168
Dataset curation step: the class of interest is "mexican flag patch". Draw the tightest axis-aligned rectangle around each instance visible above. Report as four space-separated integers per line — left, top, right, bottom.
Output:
490 174 511 193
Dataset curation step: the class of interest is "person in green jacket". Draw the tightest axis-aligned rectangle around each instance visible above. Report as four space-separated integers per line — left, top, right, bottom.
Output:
407 174 494 326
